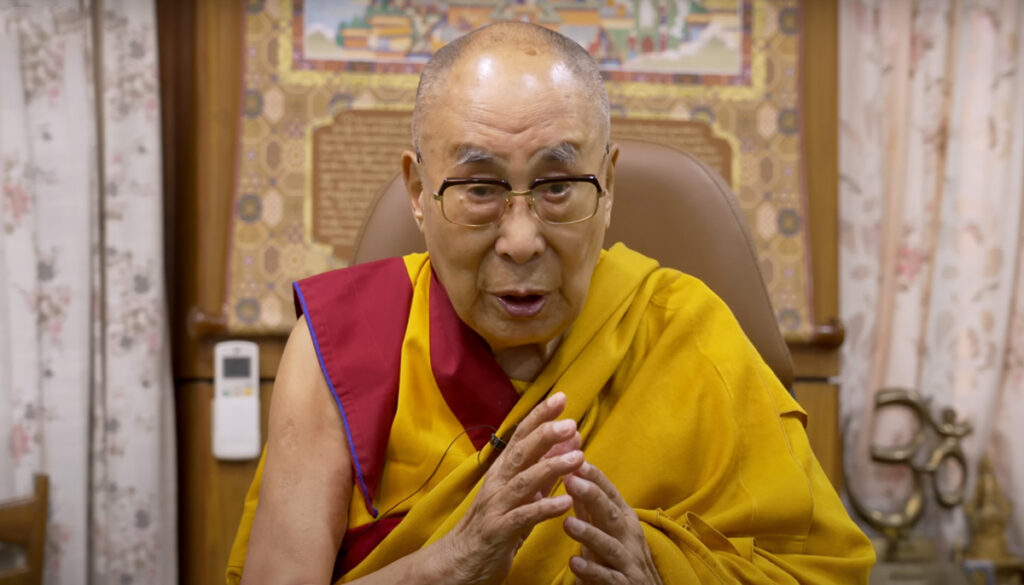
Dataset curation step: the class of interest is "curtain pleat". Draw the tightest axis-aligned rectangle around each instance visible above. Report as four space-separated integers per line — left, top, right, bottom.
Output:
0 3 176 583
840 0 1024 555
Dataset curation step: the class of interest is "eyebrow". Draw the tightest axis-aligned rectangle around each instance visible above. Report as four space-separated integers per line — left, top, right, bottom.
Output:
451 141 581 167
538 142 580 164
453 145 496 166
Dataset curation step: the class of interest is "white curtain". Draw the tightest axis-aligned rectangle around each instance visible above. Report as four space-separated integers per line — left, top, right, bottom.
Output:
840 0 1024 555
0 1 176 583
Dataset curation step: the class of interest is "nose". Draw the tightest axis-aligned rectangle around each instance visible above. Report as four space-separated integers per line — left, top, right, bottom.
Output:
493 197 545 264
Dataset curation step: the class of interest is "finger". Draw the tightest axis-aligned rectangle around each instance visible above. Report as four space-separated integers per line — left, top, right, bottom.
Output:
569 554 627 584
571 483 596 565
580 543 595 567
535 432 581 498
500 449 584 507
503 493 575 534
508 490 554 553
542 431 581 460
493 418 578 484
564 516 631 573
491 393 571 483
568 474 596 565
508 392 567 444
564 472 630 541
570 471 592 523
575 462 628 507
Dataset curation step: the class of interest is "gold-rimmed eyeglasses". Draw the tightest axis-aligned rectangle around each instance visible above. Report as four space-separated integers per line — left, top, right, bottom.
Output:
431 175 606 227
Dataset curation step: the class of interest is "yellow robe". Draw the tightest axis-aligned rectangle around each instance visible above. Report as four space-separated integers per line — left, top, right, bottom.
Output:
228 243 875 583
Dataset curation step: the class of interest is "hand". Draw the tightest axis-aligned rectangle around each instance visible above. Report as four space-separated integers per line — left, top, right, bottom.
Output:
563 462 663 585
440 392 584 585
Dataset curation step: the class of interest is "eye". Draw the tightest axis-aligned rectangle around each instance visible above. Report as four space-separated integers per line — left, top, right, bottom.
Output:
465 183 502 198
536 181 573 199
547 182 571 195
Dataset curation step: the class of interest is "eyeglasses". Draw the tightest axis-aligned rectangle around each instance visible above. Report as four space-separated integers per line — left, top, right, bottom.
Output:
432 175 605 227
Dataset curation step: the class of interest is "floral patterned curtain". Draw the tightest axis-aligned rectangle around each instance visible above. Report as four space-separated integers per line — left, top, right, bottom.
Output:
0 1 176 583
840 0 1024 554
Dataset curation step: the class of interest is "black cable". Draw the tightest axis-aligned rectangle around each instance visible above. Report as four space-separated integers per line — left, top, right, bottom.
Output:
374 424 499 522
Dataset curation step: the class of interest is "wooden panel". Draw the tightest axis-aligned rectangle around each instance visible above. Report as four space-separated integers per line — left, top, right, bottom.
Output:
789 0 843 492
156 0 192 314
788 0 841 380
800 0 840 333
794 382 843 492
177 381 272 585
790 344 840 380
162 0 245 381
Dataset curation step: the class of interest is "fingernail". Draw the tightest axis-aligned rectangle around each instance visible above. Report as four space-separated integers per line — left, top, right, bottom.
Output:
547 392 564 407
564 516 582 533
551 494 572 507
567 474 587 493
570 556 587 570
554 419 575 433
561 450 581 464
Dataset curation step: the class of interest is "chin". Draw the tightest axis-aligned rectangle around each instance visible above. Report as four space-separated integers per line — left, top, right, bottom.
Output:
480 320 566 353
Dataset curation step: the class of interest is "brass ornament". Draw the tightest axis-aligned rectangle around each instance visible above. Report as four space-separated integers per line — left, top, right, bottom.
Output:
847 388 971 561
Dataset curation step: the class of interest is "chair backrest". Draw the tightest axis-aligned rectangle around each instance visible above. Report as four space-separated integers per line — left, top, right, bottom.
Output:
0 474 48 585
353 138 794 389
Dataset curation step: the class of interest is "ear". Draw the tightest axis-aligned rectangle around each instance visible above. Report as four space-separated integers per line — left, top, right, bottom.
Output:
602 143 619 228
401 149 426 231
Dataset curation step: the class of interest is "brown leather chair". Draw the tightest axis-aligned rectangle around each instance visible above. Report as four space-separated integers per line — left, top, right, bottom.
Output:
0 474 48 585
353 138 794 390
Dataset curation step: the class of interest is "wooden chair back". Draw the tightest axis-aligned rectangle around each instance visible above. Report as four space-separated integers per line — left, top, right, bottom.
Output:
0 475 48 585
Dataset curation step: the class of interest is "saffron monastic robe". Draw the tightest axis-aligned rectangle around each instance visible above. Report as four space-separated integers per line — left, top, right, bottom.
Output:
227 243 875 584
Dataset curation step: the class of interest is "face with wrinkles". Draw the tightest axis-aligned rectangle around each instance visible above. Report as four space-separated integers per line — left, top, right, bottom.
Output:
402 45 616 355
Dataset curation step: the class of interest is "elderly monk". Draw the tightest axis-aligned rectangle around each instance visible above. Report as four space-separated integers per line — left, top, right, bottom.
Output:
228 21 874 585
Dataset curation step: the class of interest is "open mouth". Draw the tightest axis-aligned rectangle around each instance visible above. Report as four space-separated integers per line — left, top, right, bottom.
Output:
496 294 547 318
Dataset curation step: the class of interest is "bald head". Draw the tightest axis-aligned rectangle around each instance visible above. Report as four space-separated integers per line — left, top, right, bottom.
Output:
411 22 610 154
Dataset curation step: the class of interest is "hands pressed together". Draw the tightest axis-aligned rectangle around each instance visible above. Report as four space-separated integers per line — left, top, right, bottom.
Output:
440 392 663 585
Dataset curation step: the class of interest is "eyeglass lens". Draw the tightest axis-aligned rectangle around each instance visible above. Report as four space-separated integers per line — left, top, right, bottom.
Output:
441 179 599 226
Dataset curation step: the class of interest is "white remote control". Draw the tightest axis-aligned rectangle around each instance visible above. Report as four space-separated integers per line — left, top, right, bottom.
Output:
212 340 261 460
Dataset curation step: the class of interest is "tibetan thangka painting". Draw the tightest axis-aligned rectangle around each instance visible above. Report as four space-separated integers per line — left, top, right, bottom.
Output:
228 0 813 339
298 0 746 77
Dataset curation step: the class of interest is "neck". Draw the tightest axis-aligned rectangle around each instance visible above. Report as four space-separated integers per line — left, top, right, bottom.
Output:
493 334 565 381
